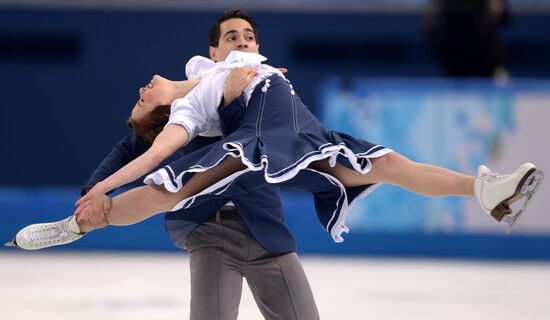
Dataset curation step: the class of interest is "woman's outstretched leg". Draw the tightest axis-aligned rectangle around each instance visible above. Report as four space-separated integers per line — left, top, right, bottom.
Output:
310 152 543 226
311 152 474 197
10 156 247 249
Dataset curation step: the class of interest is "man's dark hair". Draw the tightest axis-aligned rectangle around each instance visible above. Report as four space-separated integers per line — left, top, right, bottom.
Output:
208 9 258 47
127 105 171 144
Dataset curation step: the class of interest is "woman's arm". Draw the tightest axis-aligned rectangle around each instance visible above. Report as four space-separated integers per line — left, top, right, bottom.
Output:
96 124 188 192
74 124 189 215
81 132 151 196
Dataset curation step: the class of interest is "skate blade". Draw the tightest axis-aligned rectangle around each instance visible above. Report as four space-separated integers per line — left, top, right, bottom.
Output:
4 240 17 247
503 169 545 233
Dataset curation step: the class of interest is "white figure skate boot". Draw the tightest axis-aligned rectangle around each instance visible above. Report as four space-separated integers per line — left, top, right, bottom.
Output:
474 163 544 230
5 216 84 250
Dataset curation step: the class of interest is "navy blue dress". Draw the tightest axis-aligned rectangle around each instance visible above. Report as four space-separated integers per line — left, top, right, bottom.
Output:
145 75 391 242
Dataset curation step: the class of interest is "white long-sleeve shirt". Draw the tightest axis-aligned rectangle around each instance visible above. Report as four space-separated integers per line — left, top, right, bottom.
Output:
167 51 285 139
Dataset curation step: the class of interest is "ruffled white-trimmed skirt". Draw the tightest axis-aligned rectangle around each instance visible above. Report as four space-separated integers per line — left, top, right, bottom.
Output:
145 75 392 242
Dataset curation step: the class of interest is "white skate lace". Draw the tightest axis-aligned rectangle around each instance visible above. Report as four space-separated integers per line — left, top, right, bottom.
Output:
28 224 71 245
479 170 508 183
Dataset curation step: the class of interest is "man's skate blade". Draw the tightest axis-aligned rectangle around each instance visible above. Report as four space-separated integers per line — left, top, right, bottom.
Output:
503 169 545 233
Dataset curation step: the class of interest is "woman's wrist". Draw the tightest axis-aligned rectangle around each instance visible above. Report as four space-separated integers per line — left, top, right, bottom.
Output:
95 181 109 194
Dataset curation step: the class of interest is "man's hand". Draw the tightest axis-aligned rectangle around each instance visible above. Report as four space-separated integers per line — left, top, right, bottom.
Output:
223 67 258 107
74 187 111 228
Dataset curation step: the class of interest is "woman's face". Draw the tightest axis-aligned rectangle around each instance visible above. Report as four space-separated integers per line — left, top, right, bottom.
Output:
131 75 174 122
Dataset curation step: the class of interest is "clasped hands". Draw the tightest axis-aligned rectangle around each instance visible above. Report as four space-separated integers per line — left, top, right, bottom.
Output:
73 182 111 228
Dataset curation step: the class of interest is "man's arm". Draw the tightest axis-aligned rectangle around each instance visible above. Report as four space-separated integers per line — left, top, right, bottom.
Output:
217 67 258 135
75 124 190 217
222 67 258 107
82 133 150 195
78 132 151 227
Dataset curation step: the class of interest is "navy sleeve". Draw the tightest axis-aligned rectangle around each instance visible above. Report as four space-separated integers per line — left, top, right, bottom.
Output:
81 132 150 195
217 93 246 136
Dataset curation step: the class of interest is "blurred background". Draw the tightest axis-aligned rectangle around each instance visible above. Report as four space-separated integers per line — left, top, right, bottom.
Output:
1 1 550 319
2 1 550 257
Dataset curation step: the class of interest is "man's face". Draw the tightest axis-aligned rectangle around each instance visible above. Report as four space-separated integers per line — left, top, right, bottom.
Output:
209 18 259 62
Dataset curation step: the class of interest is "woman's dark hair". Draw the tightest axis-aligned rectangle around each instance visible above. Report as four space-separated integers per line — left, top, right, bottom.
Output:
127 105 171 144
208 9 259 47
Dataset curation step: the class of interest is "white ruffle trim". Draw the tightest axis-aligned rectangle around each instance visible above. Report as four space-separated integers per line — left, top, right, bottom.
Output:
143 144 392 243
